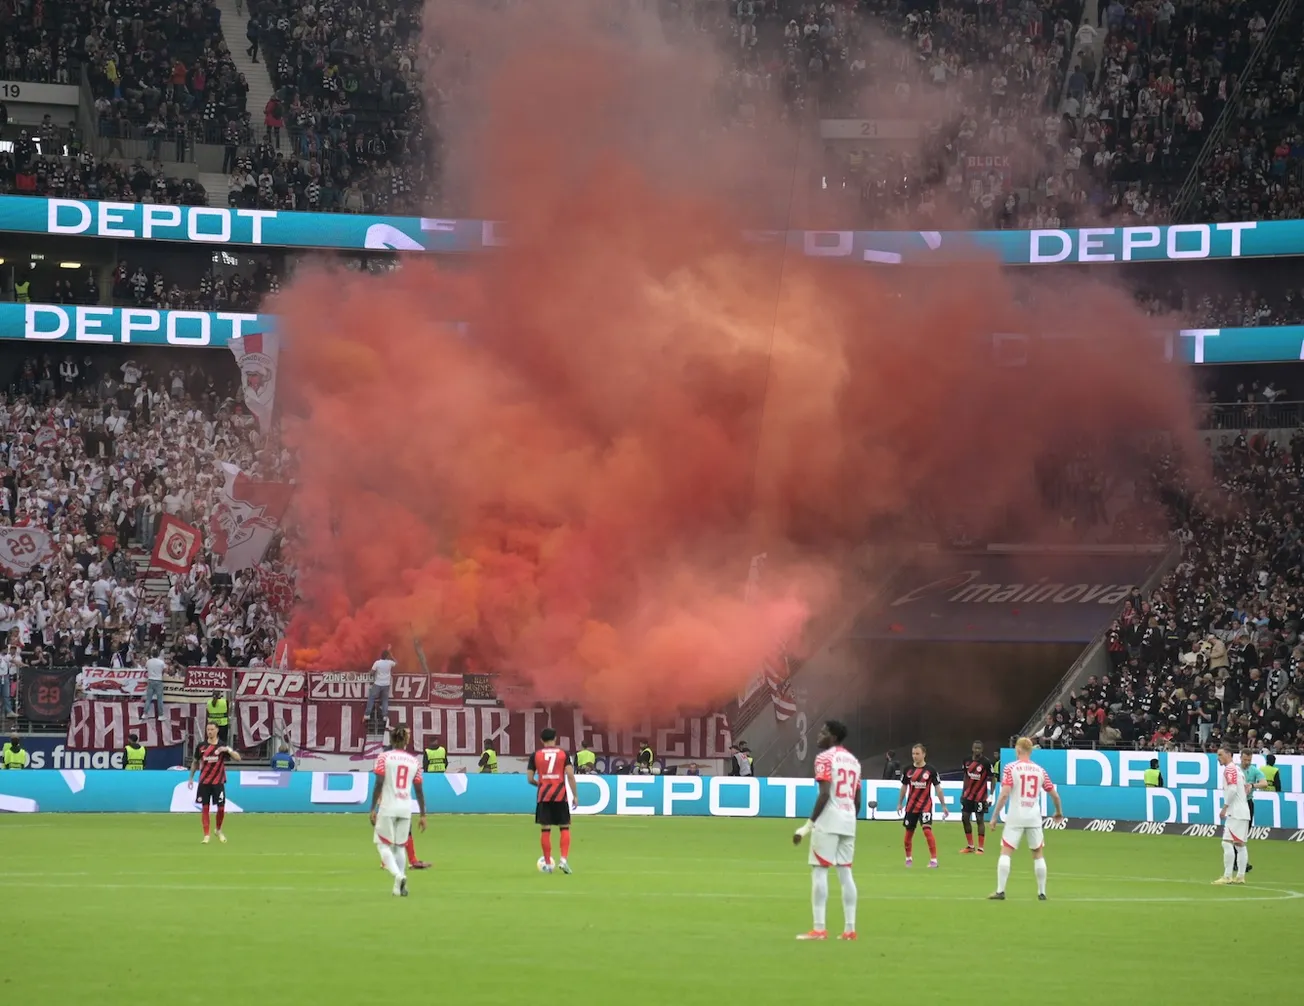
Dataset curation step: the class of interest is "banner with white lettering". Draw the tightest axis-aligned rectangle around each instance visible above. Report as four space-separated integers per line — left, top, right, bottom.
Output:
305 671 429 702
66 699 205 750
235 701 732 758
78 668 148 699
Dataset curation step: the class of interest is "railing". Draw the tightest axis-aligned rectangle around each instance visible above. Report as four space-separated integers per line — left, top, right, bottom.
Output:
1014 738 1303 754
1170 0 1298 221
1200 400 1304 431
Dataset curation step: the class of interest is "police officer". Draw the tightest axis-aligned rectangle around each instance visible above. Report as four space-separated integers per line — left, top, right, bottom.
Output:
2 734 28 769
1143 758 1163 787
478 741 498 773
575 741 597 774
425 735 448 773
124 733 147 770
1262 754 1282 792
206 690 230 746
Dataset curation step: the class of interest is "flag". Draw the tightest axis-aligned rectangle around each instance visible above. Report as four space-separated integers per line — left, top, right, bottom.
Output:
211 462 293 573
229 331 279 430
762 648 798 722
34 426 58 448
254 564 296 614
0 526 54 576
151 514 202 574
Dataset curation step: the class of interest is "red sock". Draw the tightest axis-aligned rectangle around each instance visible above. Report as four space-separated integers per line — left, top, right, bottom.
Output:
540 830 553 863
215 807 225 831
924 827 937 859
560 828 571 860
977 832 986 850
904 831 914 856
201 806 211 836
405 836 418 866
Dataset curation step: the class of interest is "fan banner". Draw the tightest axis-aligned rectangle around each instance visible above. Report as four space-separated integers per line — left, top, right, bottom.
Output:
16 667 79 722
211 463 292 573
229 331 279 430
65 699 206 750
151 514 202 574
0 526 54 576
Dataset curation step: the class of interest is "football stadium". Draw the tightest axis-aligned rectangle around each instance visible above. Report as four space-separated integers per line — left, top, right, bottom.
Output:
1 0 1303 1002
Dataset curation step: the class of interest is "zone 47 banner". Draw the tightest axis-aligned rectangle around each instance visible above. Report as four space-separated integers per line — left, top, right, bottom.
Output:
5 194 1304 264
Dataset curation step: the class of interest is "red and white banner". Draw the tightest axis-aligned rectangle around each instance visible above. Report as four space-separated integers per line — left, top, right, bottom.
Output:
66 699 206 751
229 331 279 430
306 671 429 702
34 426 58 448
430 673 466 706
234 669 307 700
79 667 233 703
236 702 732 759
186 667 234 691
152 514 202 574
212 463 293 573
0 526 54 576
78 668 148 699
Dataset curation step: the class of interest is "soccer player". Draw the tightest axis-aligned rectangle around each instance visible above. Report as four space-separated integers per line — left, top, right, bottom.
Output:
1213 745 1251 886
897 743 948 867
1234 748 1268 876
370 725 427 897
792 720 861 941
987 736 1062 900
959 740 994 854
528 727 577 874
188 721 241 844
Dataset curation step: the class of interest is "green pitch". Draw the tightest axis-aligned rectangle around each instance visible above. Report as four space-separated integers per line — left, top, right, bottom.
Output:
5 815 1301 1005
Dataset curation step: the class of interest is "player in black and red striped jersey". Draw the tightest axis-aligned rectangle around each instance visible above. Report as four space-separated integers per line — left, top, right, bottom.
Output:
896 743 949 868
527 727 578 875
959 740 994 855
188 721 241 844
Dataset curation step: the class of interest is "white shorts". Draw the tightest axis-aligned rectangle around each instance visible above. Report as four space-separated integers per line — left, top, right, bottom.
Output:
1223 820 1249 844
374 814 412 849
1001 822 1045 852
809 831 855 867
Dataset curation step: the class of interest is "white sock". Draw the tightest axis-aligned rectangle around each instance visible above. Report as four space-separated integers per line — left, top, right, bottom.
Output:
1222 840 1235 878
811 868 829 931
837 866 857 933
996 854 1012 894
1236 843 1248 879
1034 857 1047 896
379 845 402 880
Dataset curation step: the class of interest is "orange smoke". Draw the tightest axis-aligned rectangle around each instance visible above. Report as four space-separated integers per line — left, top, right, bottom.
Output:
275 0 1203 724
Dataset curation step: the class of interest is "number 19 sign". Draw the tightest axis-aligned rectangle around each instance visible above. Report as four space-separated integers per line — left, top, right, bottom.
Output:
0 527 54 576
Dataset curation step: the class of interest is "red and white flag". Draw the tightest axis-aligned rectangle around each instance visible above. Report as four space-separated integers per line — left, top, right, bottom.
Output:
151 514 202 574
211 463 293 573
229 331 279 430
34 426 58 448
254 564 296 614
0 526 54 576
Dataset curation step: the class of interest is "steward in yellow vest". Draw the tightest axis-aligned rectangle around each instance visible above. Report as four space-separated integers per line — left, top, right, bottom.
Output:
425 742 447 773
124 734 147 770
575 745 597 774
479 743 497 773
207 692 230 744
1143 759 1163 787
2 735 28 769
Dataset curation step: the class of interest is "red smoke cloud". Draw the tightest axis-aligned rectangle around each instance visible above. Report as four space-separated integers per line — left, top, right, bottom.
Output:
276 0 1203 724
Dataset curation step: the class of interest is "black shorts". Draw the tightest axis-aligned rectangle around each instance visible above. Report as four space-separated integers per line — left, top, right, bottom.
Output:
961 798 988 817
902 810 933 830
196 783 226 807
535 801 572 828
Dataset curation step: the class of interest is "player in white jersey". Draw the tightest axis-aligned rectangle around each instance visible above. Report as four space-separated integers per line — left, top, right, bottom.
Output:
369 725 427 897
792 720 861 941
1213 745 1251 886
987 736 1063 901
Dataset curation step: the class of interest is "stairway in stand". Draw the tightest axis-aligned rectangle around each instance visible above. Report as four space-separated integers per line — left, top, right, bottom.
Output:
127 547 174 648
213 0 279 149
198 171 233 205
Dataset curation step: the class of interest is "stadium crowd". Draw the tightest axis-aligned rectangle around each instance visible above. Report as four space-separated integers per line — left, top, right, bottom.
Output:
0 348 291 719
1035 432 1304 753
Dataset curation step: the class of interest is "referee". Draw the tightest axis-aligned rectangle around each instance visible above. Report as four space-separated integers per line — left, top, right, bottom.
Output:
1238 749 1265 874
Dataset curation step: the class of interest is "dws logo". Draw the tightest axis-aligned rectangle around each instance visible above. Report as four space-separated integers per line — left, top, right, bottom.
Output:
1130 822 1167 835
1181 824 1220 838
891 571 1135 607
1083 819 1116 832
1041 817 1069 830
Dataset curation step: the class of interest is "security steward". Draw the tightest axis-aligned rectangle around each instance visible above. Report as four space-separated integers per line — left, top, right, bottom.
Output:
1143 758 1163 787
636 740 654 775
206 690 230 746
424 736 448 773
1263 755 1282 792
124 733 147 770
575 741 597 774
2 734 28 769
478 741 498 773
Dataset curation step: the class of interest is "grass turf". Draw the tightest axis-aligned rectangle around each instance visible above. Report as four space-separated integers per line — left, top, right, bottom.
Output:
4 814 1301 1005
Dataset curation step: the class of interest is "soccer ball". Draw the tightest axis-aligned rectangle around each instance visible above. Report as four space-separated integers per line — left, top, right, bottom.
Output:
537 856 554 874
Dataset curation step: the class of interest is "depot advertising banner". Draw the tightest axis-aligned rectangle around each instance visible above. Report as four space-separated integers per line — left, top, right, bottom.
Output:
3 303 271 347
2 775 1303 831
0 195 1294 265
1002 748 1304 793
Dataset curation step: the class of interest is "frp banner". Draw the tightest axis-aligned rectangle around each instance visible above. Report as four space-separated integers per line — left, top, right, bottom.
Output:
16 667 78 722
1 774 1302 828
65 699 205 751
858 551 1162 642
234 669 307 700
236 701 733 759
0 195 1291 265
1001 748 1304 793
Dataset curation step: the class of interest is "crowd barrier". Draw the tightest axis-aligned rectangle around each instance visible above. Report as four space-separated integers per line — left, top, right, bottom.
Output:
0 195 1289 264
3 773 1302 832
